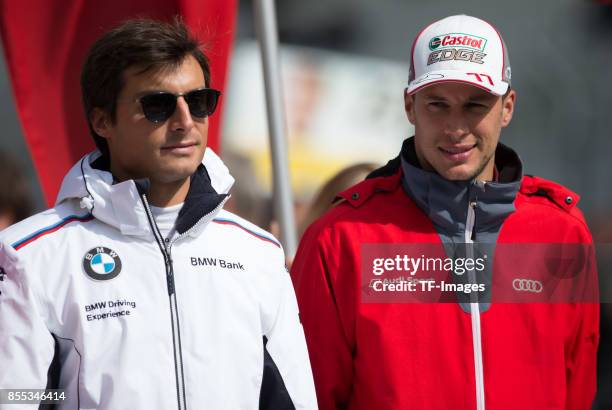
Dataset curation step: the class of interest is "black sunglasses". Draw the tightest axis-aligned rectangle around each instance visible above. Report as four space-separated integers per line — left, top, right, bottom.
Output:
138 88 221 123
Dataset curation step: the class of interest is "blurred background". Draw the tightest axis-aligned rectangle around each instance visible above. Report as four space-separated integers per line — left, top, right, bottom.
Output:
1 0 611 407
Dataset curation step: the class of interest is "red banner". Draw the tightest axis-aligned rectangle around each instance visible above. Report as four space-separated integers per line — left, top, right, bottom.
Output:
0 0 236 205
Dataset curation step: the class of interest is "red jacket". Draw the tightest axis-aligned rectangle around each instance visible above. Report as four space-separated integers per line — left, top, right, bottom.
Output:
291 153 599 410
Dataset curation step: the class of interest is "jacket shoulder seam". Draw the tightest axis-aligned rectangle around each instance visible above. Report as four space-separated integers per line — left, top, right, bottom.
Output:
10 213 94 251
518 197 589 231
340 173 401 208
211 217 281 249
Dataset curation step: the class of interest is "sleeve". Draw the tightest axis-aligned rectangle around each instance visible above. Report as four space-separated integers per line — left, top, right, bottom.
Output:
0 241 54 410
290 225 354 410
565 302 599 410
260 250 318 410
564 236 600 410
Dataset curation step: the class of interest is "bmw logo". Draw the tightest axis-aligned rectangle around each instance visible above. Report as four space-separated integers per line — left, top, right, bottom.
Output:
83 247 122 281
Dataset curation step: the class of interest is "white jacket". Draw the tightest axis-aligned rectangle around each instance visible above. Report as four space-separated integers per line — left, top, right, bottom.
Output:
0 149 317 410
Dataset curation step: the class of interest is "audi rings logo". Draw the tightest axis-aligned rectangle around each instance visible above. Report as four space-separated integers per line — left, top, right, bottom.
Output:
512 279 543 293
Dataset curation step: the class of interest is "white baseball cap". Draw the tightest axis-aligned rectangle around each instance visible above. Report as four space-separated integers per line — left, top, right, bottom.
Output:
407 15 511 96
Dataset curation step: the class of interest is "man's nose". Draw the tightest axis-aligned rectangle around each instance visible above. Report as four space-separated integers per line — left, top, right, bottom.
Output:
168 96 194 132
443 109 469 141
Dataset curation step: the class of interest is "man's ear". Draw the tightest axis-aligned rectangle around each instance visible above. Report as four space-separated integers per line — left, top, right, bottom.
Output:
500 89 516 128
404 89 416 125
90 108 112 139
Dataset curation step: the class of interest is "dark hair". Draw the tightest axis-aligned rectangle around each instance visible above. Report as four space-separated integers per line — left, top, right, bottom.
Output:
80 17 211 158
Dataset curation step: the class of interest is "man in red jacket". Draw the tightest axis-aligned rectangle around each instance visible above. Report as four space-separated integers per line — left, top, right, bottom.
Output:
291 14 599 410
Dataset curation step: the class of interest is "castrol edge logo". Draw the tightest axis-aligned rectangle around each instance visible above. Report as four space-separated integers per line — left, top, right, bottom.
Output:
428 33 487 52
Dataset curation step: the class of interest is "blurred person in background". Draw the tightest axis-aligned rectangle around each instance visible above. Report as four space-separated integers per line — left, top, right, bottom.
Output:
298 162 378 237
276 162 378 270
0 151 34 229
292 14 599 410
0 18 315 409
221 149 271 228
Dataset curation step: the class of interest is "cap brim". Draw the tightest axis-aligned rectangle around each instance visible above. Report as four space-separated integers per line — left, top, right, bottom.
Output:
407 70 509 96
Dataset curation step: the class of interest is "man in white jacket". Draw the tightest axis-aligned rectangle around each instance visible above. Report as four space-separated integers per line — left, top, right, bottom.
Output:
0 18 316 410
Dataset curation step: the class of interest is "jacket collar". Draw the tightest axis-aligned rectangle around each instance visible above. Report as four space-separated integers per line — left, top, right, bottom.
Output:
56 148 234 238
398 137 522 236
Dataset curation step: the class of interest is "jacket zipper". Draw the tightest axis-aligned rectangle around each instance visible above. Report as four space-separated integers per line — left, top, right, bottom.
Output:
465 199 485 410
168 196 229 249
140 194 229 410
141 193 187 410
